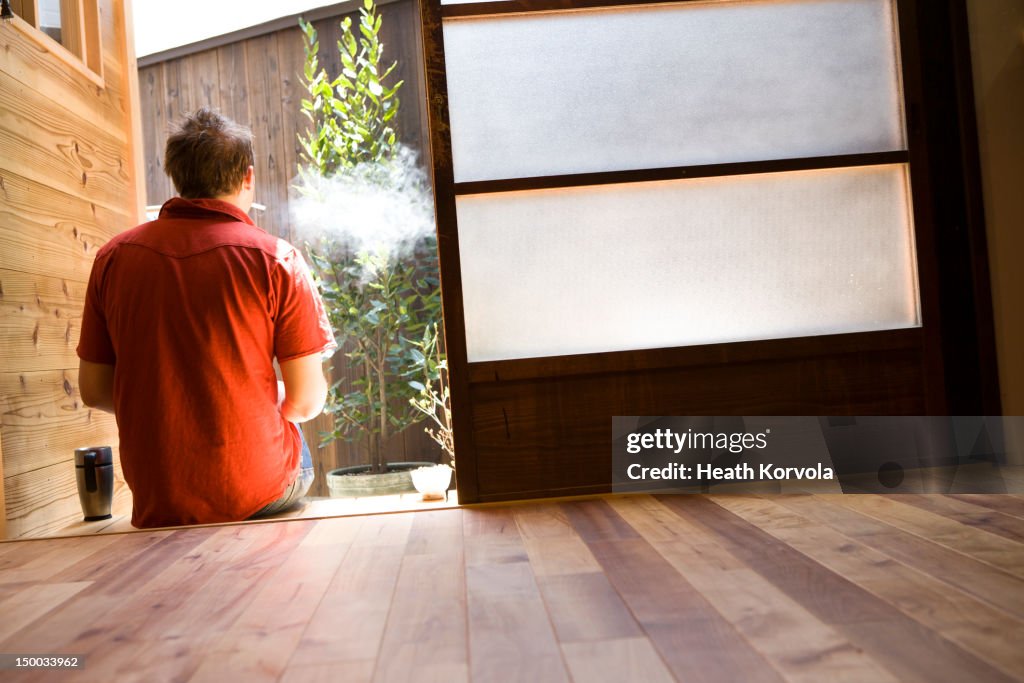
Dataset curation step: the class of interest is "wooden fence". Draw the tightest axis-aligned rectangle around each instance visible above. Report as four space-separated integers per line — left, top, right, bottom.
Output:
137 0 443 496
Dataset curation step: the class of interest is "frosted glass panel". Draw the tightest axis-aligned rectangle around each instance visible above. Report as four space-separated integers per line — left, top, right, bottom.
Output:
443 0 905 182
457 165 919 362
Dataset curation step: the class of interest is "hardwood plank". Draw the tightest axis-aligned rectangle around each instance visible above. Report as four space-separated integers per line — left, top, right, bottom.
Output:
560 638 676 683
0 69 134 214
280 661 375 683
0 581 91 643
405 507 462 557
47 530 170 583
559 498 640 542
536 572 643 643
713 495 1024 681
373 512 468 682
896 493 1024 543
562 500 783 682
463 507 528 566
465 560 569 682
773 494 1024 621
132 523 317 651
63 522 311 680
0 533 119 583
947 493 1024 520
292 514 412 665
660 495 1018 683
188 518 360 683
608 496 898 683
511 501 577 539
0 169 129 281
0 532 212 655
833 495 1024 578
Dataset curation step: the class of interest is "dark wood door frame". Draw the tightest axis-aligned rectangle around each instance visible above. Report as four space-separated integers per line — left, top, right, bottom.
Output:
418 0 1001 503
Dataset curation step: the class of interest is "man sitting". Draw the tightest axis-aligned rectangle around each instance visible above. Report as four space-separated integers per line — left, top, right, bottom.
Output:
77 107 337 528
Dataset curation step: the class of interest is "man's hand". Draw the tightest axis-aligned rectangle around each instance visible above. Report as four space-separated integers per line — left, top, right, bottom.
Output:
279 352 328 423
78 360 115 414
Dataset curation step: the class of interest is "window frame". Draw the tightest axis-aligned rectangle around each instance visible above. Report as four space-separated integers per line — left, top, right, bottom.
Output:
8 0 104 87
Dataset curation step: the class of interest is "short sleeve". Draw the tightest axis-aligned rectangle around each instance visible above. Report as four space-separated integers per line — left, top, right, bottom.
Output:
273 248 338 362
77 252 117 364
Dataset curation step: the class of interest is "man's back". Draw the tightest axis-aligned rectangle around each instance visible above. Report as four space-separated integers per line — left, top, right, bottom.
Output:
78 197 333 527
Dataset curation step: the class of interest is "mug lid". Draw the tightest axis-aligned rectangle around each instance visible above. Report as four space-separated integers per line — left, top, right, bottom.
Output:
75 446 113 467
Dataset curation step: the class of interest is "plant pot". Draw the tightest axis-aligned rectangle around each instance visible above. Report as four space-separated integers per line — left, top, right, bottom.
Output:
326 461 435 498
410 464 453 501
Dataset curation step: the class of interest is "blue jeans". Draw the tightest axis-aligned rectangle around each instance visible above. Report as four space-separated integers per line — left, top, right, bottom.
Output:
250 424 314 518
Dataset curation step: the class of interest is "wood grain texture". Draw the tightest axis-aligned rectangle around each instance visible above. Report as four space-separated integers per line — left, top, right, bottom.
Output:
711 495 1024 680
468 348 926 501
607 496 899 683
0 68 133 214
0 170 128 282
1 494 1024 680
659 495 1020 683
1 0 142 539
0 367 118 477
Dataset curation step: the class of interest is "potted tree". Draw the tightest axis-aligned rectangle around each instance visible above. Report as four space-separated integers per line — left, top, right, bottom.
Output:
294 0 443 496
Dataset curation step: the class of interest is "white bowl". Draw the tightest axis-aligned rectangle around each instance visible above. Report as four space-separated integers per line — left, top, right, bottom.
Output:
410 464 453 501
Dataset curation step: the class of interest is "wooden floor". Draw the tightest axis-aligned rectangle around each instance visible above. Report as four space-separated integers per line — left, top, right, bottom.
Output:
1 493 1024 682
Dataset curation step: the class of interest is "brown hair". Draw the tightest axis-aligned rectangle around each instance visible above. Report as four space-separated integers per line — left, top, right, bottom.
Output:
164 107 254 199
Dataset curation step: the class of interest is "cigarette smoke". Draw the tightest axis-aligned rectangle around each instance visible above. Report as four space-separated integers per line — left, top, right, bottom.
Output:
289 145 436 261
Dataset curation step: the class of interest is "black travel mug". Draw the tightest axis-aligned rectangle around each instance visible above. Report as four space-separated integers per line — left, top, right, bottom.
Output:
75 446 114 521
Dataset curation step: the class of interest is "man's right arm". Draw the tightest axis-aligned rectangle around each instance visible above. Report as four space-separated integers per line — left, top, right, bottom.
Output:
279 352 328 423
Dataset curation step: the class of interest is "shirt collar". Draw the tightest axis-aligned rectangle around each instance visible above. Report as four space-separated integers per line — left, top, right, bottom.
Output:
158 197 257 226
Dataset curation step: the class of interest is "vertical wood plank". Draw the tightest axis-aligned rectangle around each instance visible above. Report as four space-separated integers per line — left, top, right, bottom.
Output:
189 48 222 111
291 513 412 669
561 638 676 683
139 63 171 205
216 42 250 125
567 500 785 683
659 495 1018 683
711 495 1024 680
188 517 361 682
244 33 288 239
373 510 468 682
773 494 1024 620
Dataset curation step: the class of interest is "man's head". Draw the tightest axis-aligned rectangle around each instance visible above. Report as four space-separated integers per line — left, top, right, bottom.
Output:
165 107 256 211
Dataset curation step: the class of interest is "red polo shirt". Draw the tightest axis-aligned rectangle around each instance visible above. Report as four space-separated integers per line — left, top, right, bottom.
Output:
77 198 336 528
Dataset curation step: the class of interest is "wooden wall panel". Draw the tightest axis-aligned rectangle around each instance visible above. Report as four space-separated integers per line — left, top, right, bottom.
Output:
0 0 143 537
244 34 289 239
0 70 133 213
0 270 85 374
0 170 125 282
468 349 927 501
136 0 442 496
3 455 131 539
0 367 119 479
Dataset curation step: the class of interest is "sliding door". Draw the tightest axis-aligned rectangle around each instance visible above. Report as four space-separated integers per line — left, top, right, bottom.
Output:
420 0 998 502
